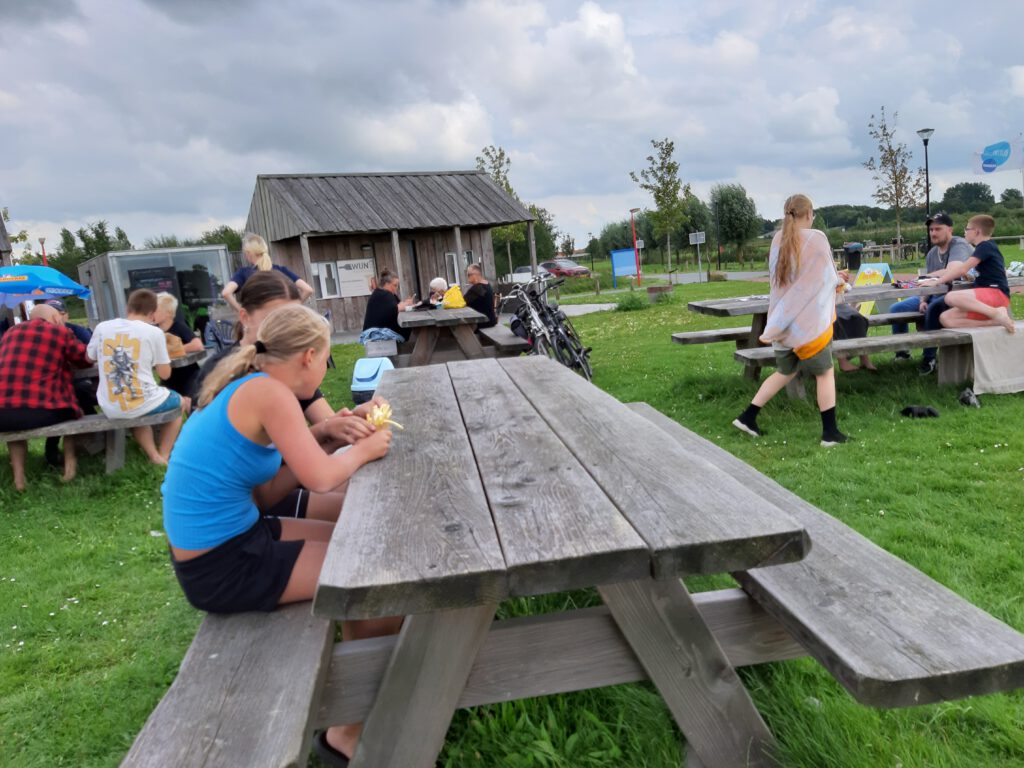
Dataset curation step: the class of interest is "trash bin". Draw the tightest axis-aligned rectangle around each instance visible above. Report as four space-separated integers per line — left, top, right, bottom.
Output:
843 242 864 272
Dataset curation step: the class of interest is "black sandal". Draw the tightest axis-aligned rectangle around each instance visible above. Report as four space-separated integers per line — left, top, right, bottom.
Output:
312 730 350 767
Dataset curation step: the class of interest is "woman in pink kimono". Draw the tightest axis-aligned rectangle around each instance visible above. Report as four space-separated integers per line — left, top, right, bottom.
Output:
732 194 849 446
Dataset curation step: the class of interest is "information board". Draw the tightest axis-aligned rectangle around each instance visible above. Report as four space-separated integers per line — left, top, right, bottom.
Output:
337 257 376 297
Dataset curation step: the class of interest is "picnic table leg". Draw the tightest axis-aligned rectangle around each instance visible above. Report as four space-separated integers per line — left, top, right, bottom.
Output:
409 326 440 367
742 313 768 383
348 603 496 768
105 428 126 473
450 324 486 359
599 578 777 768
937 346 972 387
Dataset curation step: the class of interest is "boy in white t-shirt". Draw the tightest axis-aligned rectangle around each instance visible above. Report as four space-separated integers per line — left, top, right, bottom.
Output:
87 289 189 465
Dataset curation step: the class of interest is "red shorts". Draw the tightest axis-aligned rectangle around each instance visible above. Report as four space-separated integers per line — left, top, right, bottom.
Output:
966 287 1010 320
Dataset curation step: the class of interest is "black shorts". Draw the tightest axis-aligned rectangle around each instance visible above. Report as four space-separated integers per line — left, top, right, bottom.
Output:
171 517 304 614
0 407 78 432
262 488 309 519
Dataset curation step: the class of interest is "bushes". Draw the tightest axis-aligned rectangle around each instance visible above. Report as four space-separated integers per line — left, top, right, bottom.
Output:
615 292 648 312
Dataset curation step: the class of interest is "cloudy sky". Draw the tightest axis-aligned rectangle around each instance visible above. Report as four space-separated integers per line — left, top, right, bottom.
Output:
3 0 1024 254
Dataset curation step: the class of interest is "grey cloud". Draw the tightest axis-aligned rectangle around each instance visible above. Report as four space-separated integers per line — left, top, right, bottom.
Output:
0 0 79 25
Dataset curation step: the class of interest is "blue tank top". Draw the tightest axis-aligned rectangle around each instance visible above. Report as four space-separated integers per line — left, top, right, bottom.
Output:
162 373 282 549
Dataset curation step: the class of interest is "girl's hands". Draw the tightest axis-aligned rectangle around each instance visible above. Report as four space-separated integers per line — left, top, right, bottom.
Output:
355 427 392 462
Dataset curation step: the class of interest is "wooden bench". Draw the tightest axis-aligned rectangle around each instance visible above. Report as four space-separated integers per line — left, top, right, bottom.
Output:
364 339 398 358
477 323 530 355
1 410 181 489
735 329 974 386
671 311 925 347
121 605 334 768
628 402 1024 709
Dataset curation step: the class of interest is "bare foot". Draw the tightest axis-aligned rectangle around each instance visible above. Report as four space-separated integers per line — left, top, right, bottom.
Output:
859 359 878 371
13 472 26 492
995 306 1016 333
837 359 858 373
146 453 168 467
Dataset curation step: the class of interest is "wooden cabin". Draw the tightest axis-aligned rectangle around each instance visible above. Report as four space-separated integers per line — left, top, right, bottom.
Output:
244 171 536 333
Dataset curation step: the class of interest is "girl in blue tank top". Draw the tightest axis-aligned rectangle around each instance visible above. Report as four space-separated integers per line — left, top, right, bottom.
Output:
162 303 401 764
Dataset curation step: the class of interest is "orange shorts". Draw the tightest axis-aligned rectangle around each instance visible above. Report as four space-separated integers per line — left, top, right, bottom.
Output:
966 287 1010 320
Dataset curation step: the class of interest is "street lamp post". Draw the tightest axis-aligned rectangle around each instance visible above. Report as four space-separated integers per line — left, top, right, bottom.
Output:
917 128 935 216
588 231 593 272
38 237 47 267
629 208 641 286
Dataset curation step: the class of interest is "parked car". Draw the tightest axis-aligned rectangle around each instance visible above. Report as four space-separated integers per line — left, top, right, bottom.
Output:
510 265 552 283
540 259 590 277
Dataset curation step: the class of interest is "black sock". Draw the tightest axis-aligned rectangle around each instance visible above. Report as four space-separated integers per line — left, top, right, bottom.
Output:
820 407 838 434
739 404 761 425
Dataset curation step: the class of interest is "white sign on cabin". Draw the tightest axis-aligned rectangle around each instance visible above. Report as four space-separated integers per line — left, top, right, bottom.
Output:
337 258 376 297
689 231 706 245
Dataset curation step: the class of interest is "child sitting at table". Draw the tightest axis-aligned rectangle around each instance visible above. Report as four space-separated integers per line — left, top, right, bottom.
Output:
933 214 1015 332
162 303 400 765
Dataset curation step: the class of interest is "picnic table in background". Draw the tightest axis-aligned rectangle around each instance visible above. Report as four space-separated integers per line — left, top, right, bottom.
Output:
396 306 487 366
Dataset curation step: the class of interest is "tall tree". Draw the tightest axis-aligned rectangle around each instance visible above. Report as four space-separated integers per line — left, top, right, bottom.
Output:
630 138 688 269
1000 188 1024 209
863 107 925 244
476 145 526 276
31 221 134 281
558 234 575 258
710 184 760 264
940 182 995 213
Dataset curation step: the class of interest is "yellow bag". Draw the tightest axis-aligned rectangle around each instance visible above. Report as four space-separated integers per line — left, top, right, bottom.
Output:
442 285 466 309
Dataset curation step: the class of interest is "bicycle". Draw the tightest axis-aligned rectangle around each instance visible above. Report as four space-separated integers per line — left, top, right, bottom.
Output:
501 276 593 380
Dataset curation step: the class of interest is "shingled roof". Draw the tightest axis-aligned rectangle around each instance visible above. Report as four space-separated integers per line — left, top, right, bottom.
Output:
246 171 534 242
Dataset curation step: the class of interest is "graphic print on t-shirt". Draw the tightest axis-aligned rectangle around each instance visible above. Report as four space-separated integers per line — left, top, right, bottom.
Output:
103 333 144 410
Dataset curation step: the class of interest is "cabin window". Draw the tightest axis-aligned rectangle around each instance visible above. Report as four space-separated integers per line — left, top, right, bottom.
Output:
311 261 340 299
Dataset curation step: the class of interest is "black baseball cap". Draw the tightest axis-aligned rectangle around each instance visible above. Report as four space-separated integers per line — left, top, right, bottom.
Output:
44 299 68 313
925 211 954 227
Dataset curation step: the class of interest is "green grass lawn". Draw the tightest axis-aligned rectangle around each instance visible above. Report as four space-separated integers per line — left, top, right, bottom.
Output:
3 283 1024 767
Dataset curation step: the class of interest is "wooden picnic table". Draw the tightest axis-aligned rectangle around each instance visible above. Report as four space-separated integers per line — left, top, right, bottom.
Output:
313 355 810 767
74 348 206 379
396 306 487 366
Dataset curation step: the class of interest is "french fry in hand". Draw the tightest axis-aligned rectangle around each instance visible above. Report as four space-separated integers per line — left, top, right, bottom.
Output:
366 403 404 430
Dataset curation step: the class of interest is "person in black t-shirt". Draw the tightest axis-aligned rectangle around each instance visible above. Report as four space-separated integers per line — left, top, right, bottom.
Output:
154 293 204 400
933 214 1015 332
361 269 414 341
463 264 497 329
221 233 314 312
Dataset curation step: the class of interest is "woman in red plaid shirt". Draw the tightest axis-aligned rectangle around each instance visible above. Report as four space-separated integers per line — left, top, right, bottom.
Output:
0 304 94 490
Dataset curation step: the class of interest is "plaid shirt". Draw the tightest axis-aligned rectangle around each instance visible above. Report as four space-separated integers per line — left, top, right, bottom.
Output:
0 319 92 415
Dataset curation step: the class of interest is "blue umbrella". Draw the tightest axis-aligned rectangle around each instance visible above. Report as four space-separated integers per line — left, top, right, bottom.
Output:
0 265 92 308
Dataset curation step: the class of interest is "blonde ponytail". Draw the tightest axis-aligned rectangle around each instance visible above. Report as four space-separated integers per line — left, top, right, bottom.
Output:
197 304 330 408
242 233 273 272
775 194 813 289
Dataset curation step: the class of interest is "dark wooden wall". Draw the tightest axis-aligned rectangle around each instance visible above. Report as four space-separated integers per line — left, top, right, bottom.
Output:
271 229 496 333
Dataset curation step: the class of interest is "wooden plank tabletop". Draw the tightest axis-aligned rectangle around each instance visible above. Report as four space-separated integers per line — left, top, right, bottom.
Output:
398 307 486 328
689 276 1023 317
499 356 809 579
315 357 809 621
447 359 651 597
314 365 507 620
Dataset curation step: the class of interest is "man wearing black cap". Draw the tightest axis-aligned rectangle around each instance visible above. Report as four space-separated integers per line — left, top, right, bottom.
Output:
44 299 92 345
887 212 972 374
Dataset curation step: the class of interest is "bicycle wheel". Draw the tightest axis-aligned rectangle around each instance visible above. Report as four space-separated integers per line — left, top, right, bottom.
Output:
553 329 592 379
532 333 569 366
558 320 593 380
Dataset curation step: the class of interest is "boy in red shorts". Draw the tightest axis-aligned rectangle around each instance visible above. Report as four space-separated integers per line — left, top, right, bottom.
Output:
923 214 1015 333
